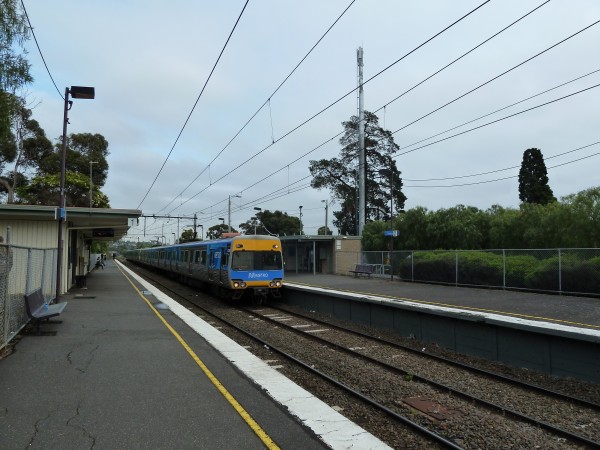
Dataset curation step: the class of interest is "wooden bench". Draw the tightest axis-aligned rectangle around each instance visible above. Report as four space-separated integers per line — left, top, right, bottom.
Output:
24 289 67 334
349 264 374 278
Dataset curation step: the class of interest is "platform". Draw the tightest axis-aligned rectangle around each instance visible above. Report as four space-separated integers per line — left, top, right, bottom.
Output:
284 272 600 329
0 260 390 450
283 273 600 383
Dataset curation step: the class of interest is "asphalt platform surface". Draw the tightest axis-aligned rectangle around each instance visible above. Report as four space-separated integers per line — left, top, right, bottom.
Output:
0 261 338 450
284 272 600 329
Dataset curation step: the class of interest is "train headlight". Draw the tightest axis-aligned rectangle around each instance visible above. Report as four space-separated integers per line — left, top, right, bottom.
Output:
233 281 247 289
270 280 282 288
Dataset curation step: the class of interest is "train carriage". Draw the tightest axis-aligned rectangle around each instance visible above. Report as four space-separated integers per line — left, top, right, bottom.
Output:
126 234 283 303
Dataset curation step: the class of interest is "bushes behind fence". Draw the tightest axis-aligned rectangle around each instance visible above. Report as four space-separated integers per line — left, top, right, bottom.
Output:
396 250 600 295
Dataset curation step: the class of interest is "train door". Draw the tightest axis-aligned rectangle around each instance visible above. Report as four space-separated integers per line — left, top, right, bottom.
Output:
208 247 221 282
220 245 230 284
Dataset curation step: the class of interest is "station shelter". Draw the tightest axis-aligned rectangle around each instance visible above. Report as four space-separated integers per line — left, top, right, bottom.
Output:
279 234 361 275
0 204 141 294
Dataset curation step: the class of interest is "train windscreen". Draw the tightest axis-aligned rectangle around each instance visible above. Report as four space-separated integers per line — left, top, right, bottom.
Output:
231 251 282 271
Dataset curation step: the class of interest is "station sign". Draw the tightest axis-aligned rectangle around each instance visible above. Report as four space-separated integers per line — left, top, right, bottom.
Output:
92 228 115 238
383 230 399 237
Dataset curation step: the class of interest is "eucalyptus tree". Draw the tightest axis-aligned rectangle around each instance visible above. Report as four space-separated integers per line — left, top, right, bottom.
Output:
309 111 406 235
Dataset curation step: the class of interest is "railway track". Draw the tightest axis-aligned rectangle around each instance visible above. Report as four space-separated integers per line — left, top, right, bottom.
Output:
125 262 600 449
246 305 600 448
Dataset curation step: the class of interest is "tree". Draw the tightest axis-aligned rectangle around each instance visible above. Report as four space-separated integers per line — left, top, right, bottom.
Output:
18 132 110 207
0 99 53 202
206 223 233 240
317 226 332 235
518 148 555 205
238 210 300 236
309 111 406 235
1 0 32 144
179 228 199 243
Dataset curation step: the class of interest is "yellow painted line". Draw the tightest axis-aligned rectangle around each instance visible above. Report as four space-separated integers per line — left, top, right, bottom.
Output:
116 265 280 450
287 281 600 330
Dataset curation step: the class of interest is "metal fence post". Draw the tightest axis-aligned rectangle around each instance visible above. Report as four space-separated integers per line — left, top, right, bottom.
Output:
455 251 459 286
25 249 32 295
558 248 562 295
411 251 414 281
503 249 506 290
2 227 10 348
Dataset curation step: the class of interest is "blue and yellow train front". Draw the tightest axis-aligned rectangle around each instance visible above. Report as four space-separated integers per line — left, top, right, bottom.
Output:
228 236 283 302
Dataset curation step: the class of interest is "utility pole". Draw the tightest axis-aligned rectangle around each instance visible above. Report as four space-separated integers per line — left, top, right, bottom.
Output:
357 47 366 236
228 194 241 233
321 200 328 234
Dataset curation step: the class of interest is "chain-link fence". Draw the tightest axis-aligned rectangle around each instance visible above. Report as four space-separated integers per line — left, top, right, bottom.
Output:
348 248 600 297
0 245 57 351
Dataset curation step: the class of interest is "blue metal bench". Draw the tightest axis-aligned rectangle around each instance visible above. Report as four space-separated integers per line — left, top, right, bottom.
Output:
24 289 67 334
349 264 374 278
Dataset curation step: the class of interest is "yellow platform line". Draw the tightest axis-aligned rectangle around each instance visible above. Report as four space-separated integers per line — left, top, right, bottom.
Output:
288 281 600 330
117 265 280 450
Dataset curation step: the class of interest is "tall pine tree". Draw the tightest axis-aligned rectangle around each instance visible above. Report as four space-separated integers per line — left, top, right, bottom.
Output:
518 148 555 205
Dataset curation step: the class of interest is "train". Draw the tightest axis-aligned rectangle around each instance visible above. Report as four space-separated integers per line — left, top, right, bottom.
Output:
125 234 284 304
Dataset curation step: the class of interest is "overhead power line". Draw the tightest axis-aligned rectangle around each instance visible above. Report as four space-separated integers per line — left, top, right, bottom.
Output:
373 0 551 117
393 82 600 157
404 148 600 188
164 0 493 215
156 0 358 215
404 141 600 182
20 0 63 99
391 18 600 138
136 0 250 210
400 68 600 153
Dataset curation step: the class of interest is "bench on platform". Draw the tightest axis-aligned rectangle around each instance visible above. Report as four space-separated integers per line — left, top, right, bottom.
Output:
24 289 67 334
349 264 374 278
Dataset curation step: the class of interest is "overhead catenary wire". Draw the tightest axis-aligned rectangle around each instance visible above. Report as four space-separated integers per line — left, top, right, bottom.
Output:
182 79 600 228
373 0 551 117
136 0 250 210
391 18 600 138
393 82 600 157
163 0 494 215
171 27 598 220
404 141 600 182
155 0 358 214
399 68 600 153
404 149 600 188
146 4 597 233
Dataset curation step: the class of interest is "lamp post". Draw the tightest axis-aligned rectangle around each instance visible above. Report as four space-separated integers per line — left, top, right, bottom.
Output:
89 160 98 209
228 194 241 233
56 86 95 301
299 206 303 236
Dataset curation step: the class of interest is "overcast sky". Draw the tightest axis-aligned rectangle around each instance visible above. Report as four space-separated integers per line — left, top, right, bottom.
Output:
21 0 600 241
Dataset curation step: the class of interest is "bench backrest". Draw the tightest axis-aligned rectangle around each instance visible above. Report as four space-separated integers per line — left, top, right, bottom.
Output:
355 264 374 273
24 289 45 316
